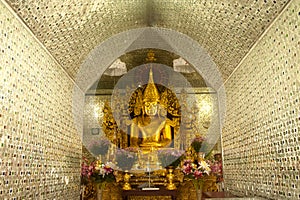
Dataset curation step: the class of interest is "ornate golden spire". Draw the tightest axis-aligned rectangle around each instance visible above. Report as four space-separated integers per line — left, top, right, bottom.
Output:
143 67 159 103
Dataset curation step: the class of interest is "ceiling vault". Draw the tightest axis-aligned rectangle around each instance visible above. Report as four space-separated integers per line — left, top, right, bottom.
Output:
4 0 291 91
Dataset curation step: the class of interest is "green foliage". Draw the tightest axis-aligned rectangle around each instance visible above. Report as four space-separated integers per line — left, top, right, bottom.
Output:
191 136 205 153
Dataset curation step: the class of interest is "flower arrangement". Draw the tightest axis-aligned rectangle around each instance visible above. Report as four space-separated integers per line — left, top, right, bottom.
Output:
115 147 138 171
157 148 185 168
81 157 95 185
81 157 115 187
181 159 211 190
207 158 223 183
89 136 111 156
91 160 116 186
191 136 205 153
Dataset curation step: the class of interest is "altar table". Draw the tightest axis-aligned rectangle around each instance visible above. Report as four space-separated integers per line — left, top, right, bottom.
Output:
202 191 237 198
122 187 177 200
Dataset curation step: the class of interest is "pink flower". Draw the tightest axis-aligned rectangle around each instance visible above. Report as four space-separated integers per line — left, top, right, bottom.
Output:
81 159 96 179
193 170 203 179
182 160 193 175
210 161 222 174
183 163 193 174
193 136 205 143
103 165 113 174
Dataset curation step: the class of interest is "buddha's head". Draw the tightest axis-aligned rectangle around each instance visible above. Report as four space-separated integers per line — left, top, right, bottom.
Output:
143 67 160 116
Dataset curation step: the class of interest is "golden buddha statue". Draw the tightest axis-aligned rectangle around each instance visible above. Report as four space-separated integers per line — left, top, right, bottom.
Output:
130 67 172 150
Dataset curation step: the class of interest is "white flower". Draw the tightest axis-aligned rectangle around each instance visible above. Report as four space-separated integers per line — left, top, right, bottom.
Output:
106 162 116 169
199 160 211 175
99 168 106 177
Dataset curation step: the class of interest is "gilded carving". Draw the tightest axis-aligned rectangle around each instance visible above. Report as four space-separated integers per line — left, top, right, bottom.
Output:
101 100 117 143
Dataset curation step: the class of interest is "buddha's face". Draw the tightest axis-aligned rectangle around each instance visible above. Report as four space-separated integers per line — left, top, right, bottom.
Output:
144 101 158 116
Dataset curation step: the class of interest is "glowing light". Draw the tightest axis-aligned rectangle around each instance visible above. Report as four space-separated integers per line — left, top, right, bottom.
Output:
200 102 212 115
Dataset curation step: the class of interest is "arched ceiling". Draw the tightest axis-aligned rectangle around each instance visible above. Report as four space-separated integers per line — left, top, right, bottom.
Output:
5 0 290 89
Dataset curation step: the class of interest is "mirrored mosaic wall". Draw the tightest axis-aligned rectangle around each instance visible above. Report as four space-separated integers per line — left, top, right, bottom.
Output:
0 1 82 199
222 1 299 199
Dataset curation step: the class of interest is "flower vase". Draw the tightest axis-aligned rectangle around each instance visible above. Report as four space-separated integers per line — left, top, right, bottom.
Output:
95 183 105 200
196 188 202 200
193 179 204 200
80 185 85 200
